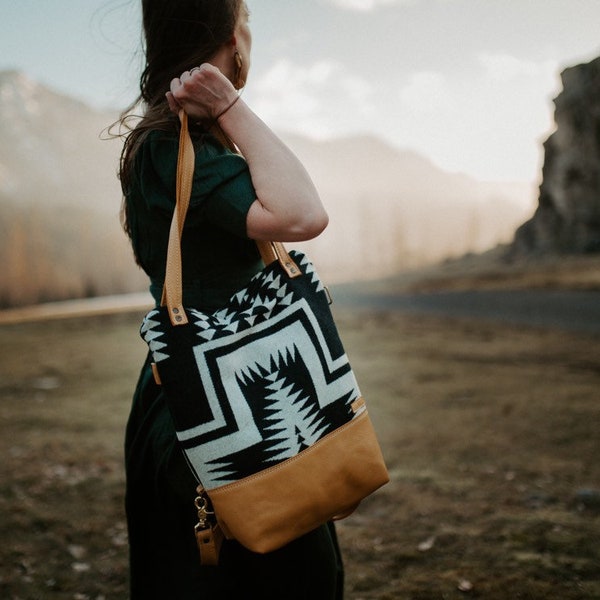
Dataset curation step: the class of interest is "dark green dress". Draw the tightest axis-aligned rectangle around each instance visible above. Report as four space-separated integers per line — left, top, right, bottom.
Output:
124 128 344 599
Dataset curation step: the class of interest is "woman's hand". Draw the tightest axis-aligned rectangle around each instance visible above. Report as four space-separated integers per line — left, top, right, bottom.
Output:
166 64 238 122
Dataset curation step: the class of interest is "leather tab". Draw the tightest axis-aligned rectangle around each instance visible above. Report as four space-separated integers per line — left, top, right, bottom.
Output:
256 241 301 278
196 523 224 567
272 242 301 278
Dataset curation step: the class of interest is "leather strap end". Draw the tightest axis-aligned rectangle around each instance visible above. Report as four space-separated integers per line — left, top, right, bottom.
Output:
196 524 224 567
167 304 188 326
265 241 302 279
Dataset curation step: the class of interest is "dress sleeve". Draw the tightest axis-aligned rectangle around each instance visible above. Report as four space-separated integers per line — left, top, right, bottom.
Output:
190 138 257 238
141 131 256 239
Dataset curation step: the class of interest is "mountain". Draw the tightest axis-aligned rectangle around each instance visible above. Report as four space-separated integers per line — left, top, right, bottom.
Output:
282 133 533 280
0 70 532 307
0 71 119 211
0 71 146 307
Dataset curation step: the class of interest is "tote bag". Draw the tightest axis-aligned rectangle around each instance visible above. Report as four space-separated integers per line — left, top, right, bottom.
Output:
141 111 389 554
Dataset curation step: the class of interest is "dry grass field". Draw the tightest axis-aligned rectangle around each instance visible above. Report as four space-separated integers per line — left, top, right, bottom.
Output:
1 255 599 599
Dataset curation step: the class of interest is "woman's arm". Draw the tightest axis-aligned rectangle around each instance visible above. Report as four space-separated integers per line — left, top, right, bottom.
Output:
168 64 328 242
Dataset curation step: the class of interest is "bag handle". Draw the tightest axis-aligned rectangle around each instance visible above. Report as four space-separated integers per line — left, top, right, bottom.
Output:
162 110 301 326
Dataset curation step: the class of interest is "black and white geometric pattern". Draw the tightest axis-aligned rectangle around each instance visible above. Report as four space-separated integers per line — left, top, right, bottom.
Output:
141 251 361 489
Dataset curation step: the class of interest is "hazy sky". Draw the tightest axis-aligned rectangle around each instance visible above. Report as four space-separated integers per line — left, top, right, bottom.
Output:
2 0 600 183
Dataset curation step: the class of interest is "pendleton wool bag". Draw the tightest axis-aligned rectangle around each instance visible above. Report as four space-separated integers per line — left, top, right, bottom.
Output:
140 111 389 558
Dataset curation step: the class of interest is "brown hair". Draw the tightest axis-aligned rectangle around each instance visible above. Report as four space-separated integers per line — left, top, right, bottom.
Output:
117 0 242 236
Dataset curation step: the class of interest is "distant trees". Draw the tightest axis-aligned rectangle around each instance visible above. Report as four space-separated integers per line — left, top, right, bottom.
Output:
0 198 146 308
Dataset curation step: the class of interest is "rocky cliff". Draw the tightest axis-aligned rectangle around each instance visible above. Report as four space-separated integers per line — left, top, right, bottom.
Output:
514 56 600 254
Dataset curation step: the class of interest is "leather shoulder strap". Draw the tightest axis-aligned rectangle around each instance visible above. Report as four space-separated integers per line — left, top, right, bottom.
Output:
161 111 300 327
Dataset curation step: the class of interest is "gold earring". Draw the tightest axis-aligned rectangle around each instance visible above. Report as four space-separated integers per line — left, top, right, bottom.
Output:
234 50 245 89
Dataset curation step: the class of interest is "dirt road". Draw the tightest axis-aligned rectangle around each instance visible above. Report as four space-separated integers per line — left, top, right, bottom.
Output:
2 288 600 334
333 287 600 333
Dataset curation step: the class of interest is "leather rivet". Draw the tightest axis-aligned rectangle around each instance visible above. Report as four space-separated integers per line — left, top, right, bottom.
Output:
175 316 183 322
173 308 180 314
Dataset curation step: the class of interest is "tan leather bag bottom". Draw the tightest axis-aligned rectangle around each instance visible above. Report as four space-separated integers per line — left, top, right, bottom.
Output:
208 410 389 554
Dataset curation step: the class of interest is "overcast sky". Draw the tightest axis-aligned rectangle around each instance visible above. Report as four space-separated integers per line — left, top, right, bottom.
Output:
2 0 600 183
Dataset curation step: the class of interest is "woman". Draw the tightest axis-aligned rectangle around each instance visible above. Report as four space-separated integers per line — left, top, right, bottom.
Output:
119 1 343 598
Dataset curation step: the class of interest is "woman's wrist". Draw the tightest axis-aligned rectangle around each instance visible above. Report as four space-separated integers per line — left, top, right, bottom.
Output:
216 95 242 123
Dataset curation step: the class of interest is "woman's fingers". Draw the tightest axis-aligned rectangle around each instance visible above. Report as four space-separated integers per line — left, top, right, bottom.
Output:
169 65 237 120
165 91 181 115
